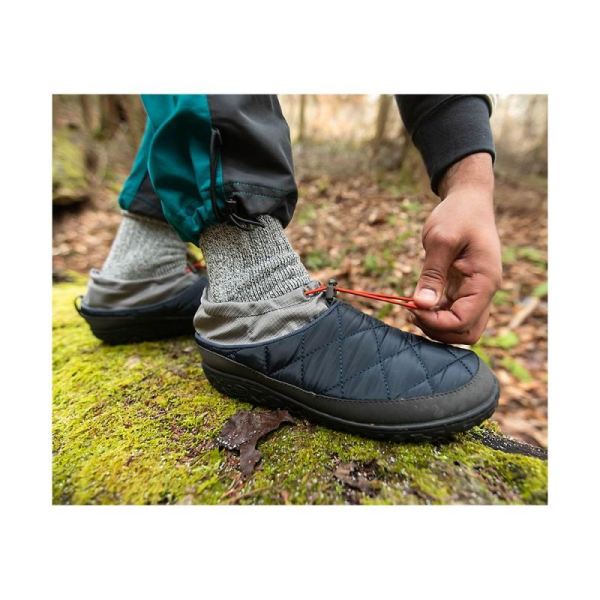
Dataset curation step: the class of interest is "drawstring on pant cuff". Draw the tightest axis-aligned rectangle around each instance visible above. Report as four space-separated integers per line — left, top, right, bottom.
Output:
209 128 265 231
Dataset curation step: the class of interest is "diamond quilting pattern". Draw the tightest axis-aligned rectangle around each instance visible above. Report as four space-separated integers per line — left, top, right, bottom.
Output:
215 301 479 400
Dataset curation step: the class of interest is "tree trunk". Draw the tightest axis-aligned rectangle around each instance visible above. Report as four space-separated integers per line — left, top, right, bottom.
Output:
371 94 393 152
297 94 307 143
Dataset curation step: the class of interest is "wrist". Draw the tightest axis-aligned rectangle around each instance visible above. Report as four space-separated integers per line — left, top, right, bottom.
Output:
438 153 494 200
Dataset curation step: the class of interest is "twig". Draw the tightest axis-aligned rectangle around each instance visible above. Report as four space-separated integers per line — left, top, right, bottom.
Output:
509 296 540 329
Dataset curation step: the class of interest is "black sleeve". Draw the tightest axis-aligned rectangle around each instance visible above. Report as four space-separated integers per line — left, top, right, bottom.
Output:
395 95 495 194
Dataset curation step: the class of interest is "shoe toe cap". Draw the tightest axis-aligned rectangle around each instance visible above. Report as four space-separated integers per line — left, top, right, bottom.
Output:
394 355 499 424
333 352 499 427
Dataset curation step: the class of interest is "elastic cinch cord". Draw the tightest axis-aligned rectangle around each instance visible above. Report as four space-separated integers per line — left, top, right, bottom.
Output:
209 128 265 231
305 278 418 310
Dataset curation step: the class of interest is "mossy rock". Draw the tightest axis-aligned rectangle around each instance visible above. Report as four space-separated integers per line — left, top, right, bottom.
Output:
53 278 548 505
52 129 90 206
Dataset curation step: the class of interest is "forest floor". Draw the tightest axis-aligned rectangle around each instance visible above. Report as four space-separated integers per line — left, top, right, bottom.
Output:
53 276 547 505
53 168 548 448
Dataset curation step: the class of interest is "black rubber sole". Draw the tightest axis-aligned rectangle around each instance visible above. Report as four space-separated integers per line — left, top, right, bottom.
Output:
200 348 499 441
81 313 194 345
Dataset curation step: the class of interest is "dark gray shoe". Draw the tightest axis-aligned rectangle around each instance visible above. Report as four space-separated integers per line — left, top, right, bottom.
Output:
195 298 499 440
77 272 207 345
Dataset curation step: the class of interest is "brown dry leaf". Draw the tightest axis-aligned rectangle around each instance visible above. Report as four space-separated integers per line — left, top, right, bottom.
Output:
216 409 295 477
367 209 385 225
334 461 378 493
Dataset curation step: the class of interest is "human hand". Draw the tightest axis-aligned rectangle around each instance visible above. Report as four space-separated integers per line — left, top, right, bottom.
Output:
410 153 502 345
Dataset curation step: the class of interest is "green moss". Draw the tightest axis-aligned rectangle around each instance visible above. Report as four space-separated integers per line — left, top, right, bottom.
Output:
532 281 548 298
502 245 547 269
303 249 338 272
500 357 534 383
52 129 89 200
502 246 518 265
472 344 492 366
375 304 394 320
481 331 520 350
492 290 512 306
363 249 395 277
296 204 318 225
53 278 547 505
393 229 414 249
517 246 547 268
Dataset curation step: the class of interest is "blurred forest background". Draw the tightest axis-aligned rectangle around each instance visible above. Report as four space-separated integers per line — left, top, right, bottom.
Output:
52 95 548 447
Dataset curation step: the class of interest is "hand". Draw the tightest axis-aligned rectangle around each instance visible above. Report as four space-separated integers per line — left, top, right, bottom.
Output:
410 153 502 345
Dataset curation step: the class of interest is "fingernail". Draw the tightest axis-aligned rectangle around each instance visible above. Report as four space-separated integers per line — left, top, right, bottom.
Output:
416 288 437 304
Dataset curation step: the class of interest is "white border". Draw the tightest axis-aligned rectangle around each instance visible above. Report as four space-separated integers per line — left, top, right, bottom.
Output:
2 1 599 598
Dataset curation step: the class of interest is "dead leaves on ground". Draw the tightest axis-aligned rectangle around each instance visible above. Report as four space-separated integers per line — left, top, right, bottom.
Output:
216 409 295 476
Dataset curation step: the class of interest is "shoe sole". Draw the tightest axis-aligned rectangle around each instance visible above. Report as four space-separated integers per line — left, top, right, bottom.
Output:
199 346 499 441
80 313 194 345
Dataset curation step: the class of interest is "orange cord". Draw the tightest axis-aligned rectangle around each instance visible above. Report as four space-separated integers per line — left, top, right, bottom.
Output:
305 280 418 310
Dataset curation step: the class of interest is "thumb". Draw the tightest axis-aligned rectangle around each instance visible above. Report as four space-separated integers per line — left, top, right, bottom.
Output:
414 236 457 308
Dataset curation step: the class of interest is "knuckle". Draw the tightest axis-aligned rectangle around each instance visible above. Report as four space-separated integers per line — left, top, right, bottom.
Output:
430 229 460 249
420 266 446 284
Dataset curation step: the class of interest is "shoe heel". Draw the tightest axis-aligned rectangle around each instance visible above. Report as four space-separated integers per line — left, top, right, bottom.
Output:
81 313 193 344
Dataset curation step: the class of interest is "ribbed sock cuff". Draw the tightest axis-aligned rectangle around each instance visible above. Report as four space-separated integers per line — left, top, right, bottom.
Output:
100 211 187 280
199 215 311 303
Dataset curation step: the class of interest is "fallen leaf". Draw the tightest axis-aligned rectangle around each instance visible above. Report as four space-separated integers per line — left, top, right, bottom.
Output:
367 209 385 225
216 409 295 476
334 461 378 493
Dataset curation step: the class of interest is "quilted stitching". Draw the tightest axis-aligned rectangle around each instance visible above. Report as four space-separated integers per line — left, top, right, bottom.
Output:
445 345 474 377
212 301 480 400
320 335 419 394
371 320 390 400
400 356 470 396
407 337 434 395
267 316 388 377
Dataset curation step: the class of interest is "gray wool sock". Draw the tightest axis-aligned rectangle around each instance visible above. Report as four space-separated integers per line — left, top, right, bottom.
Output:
199 215 311 302
101 211 188 280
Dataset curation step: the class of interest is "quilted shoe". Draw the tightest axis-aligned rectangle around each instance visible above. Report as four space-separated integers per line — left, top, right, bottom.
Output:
76 273 208 345
195 298 499 440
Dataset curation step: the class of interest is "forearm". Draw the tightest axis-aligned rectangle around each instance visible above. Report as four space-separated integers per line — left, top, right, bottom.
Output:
395 95 495 195
438 152 494 199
